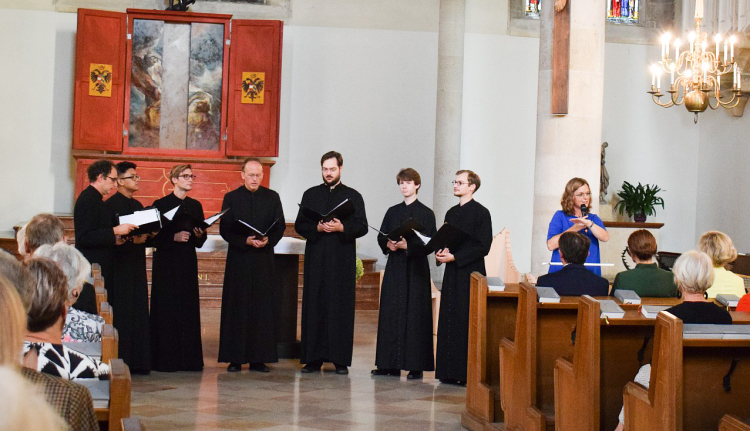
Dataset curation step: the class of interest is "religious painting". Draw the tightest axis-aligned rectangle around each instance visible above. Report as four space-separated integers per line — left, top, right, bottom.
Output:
241 72 265 104
607 0 639 23
128 19 224 151
89 64 113 97
524 0 541 18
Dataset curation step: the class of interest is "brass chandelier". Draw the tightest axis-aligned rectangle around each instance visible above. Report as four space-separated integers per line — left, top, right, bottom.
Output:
648 0 744 122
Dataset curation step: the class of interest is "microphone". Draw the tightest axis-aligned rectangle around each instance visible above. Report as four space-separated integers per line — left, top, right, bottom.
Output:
580 204 590 233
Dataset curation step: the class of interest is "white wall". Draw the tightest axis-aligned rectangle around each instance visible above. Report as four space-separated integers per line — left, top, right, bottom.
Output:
460 33 540 273
601 42 702 254
695 109 750 254
0 9 77 233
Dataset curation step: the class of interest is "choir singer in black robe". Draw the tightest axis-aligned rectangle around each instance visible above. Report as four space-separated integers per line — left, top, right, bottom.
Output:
74 160 137 284
150 164 207 372
372 168 436 380
219 158 285 373
435 170 492 385
103 162 151 374
295 151 368 375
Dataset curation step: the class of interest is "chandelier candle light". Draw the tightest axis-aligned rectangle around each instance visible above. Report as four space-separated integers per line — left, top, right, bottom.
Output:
648 0 744 121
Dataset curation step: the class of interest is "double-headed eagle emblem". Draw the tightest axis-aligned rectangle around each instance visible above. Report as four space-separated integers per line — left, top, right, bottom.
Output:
242 76 265 102
90 67 112 94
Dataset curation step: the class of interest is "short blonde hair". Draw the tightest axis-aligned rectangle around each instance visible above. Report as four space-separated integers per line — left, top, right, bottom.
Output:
698 231 738 267
672 250 715 294
34 243 91 302
169 164 192 184
0 276 26 368
0 366 67 431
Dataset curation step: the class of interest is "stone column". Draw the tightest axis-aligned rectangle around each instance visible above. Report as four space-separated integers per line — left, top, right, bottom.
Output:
529 0 606 276
432 0 466 225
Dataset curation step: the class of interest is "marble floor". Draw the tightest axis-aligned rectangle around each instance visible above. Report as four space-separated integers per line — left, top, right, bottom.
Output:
131 309 466 430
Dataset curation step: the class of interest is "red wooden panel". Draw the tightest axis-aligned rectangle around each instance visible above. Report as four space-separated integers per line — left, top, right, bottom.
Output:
72 9 127 151
226 20 283 157
74 158 271 218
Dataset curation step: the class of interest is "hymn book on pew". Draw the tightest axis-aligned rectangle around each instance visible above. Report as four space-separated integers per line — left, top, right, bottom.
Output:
298 199 356 222
118 207 162 236
598 299 625 319
232 218 280 239
683 324 750 339
535 286 561 303
366 218 427 241
717 294 741 308
614 289 641 305
487 277 506 292
412 223 469 253
640 305 670 318
76 379 110 409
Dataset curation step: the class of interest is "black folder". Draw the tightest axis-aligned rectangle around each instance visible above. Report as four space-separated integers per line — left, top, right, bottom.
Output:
370 218 427 241
167 208 229 233
298 199 356 223
416 223 470 252
118 207 162 237
232 218 280 239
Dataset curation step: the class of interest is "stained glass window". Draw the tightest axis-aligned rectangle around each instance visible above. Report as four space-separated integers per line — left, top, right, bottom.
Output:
524 0 640 24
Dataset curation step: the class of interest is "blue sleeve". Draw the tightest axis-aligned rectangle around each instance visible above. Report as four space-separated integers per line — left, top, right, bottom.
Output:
546 211 566 241
590 213 606 230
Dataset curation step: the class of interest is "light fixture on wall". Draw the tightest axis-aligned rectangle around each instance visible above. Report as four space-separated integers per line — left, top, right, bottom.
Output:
648 0 744 122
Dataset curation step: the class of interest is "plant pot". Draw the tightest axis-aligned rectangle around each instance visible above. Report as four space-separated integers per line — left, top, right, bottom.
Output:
634 213 647 223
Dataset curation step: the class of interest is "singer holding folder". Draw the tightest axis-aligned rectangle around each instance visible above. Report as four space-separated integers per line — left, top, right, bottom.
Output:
546 177 609 276
150 164 207 372
218 158 285 373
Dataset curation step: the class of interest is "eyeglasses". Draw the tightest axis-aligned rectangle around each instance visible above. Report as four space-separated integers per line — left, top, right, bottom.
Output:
452 181 469 186
574 192 592 198
179 174 197 180
244 174 262 179
106 176 117 182
119 175 140 181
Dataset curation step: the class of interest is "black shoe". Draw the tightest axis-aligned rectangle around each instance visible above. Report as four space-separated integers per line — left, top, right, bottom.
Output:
439 378 458 385
457 380 466 386
334 364 349 375
301 361 322 373
407 371 423 380
227 363 242 372
371 368 400 376
249 362 270 373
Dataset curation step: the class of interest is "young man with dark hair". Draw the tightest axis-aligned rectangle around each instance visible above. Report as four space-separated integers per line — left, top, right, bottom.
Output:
372 168 437 380
536 231 609 296
219 158 285 373
295 151 368 375
74 159 137 286
434 169 492 385
103 161 151 373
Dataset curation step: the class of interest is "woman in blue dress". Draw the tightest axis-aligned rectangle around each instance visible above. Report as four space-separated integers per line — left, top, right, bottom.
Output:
546 177 609 276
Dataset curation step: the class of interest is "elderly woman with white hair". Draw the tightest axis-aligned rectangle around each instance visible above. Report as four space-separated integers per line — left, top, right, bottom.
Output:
34 243 104 342
614 250 732 431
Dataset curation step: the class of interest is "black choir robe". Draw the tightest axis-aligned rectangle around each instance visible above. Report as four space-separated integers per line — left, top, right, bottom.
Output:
295 183 368 366
149 193 207 372
218 186 285 364
74 185 116 283
103 192 151 373
436 199 492 382
375 199 437 372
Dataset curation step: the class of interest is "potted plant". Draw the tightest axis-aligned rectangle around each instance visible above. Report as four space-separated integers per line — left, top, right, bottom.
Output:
613 181 665 223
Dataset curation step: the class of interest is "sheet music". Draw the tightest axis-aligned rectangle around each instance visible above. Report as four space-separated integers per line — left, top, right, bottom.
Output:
163 206 180 221
204 208 229 226
412 229 431 245
119 208 160 227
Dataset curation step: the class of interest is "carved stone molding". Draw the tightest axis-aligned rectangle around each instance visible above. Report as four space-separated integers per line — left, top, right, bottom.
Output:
54 0 291 20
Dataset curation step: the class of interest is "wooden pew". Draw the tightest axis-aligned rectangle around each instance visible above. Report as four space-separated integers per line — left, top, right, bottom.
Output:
94 277 107 314
100 301 113 325
101 323 119 364
91 263 101 279
720 415 750 431
461 273 520 430
623 312 750 431
96 358 132 431
554 296 680 430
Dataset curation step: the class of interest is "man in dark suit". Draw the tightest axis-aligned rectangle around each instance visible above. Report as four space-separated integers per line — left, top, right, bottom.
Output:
536 232 609 296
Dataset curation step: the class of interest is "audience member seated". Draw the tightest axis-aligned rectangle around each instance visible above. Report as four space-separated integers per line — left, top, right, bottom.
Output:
34 243 103 342
21 257 109 379
536 232 609 296
0 366 68 431
699 231 746 299
21 213 98 314
737 294 750 312
0 270 98 431
614 250 732 431
612 230 678 298
0 252 36 310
